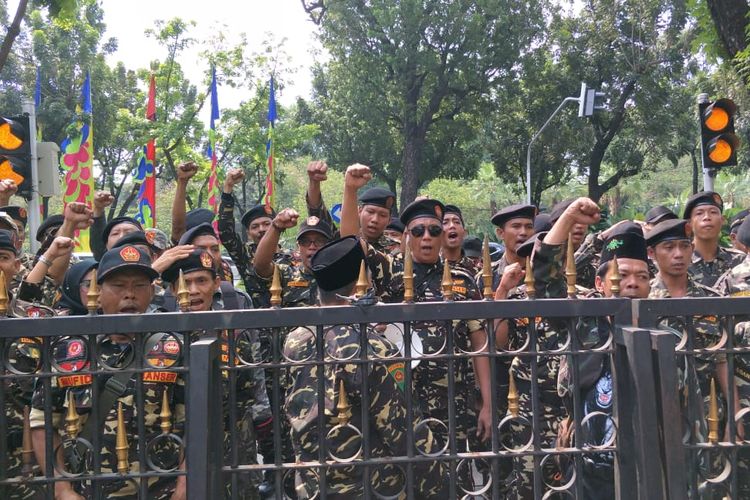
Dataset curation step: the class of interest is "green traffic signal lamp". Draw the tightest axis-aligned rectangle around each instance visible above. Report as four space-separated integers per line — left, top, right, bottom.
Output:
0 115 31 198
699 98 740 169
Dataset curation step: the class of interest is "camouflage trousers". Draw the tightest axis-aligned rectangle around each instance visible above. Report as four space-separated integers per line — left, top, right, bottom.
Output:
1 449 43 500
222 411 261 500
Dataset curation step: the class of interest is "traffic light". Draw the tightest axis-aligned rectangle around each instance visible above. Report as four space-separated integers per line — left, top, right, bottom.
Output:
699 98 740 169
0 115 31 198
578 83 606 117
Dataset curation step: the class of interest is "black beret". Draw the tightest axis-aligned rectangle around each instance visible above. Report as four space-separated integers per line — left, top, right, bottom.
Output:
102 217 143 245
186 208 215 230
491 204 537 227
386 217 405 233
179 223 217 246
600 222 648 265
462 236 482 258
399 198 446 226
646 219 692 247
358 187 396 210
241 205 275 228
645 205 678 225
36 214 65 243
311 236 365 291
730 209 750 234
683 191 723 219
444 204 464 224
0 205 27 226
0 228 18 255
110 231 158 252
161 249 217 284
297 216 334 241
517 232 544 259
550 199 576 223
97 245 159 283
533 213 552 233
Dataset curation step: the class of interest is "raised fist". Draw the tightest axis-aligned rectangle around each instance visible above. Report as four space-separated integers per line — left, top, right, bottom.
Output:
0 179 18 204
93 191 114 213
344 164 372 190
177 162 199 181
44 236 75 261
496 262 525 298
562 197 601 227
274 208 299 230
64 202 93 230
307 161 328 183
223 168 245 192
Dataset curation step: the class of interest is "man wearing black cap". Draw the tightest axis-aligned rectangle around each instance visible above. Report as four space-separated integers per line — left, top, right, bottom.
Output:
484 203 537 292
728 208 750 253
683 191 744 291
254 208 333 308
462 236 483 271
644 205 678 231
283 236 446 498
162 250 271 498
442 204 480 275
384 217 405 254
30 245 186 499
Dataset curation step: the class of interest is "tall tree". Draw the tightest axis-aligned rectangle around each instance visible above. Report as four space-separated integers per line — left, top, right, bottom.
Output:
303 0 545 207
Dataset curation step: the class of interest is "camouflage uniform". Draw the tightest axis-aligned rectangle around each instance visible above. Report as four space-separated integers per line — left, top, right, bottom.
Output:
723 254 750 298
14 276 61 310
283 323 446 499
30 333 185 498
730 321 750 497
573 232 602 289
689 246 744 292
475 252 512 293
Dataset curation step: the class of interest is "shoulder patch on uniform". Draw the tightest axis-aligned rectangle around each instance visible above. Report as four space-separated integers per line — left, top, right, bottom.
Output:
387 362 405 391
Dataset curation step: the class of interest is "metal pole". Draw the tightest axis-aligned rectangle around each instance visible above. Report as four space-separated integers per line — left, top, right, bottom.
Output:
526 97 580 204
21 100 40 253
697 93 714 192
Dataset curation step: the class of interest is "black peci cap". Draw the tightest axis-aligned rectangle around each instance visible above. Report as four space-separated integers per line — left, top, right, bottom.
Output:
358 187 396 210
600 222 648 265
683 191 723 219
399 199 445 226
102 217 143 245
645 219 692 247
491 204 537 227
186 208 215 230
178 223 217 246
297 216 334 241
161 249 217 284
311 236 365 291
241 205 276 228
36 214 65 243
97 245 159 283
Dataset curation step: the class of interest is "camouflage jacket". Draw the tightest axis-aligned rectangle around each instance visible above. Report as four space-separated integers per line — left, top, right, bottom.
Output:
475 252 511 293
30 332 185 497
689 245 744 292
723 253 750 297
257 262 318 308
283 323 445 498
574 232 603 289
731 321 750 402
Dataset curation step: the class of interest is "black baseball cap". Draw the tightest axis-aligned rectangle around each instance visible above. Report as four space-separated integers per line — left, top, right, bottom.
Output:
297 216 334 241
97 245 159 283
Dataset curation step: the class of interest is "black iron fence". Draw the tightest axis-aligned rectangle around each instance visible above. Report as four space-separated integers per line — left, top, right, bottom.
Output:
0 297 748 499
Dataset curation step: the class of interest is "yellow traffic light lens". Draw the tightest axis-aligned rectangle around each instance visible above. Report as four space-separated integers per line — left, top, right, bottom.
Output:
0 122 22 150
705 107 729 132
0 159 24 185
708 139 733 163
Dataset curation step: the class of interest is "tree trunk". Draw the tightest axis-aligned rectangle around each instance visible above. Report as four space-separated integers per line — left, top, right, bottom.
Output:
691 147 699 195
400 128 426 208
0 0 28 74
706 0 749 59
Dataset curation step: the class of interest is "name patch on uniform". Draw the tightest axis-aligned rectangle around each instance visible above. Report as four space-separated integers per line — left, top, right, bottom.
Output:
731 290 750 297
387 362 405 391
452 285 467 295
288 280 309 288
58 374 93 387
143 371 178 383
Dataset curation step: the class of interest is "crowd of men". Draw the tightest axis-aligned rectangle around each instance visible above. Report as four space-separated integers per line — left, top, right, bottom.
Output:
1 159 749 499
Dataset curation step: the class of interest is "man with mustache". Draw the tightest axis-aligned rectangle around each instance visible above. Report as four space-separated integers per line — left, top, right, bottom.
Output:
481 203 537 292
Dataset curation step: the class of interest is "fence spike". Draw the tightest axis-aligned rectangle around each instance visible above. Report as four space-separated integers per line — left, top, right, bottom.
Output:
508 374 519 418
336 379 351 426
355 260 369 298
116 402 129 474
442 259 454 301
0 270 7 315
65 392 80 440
482 235 493 300
403 246 414 303
608 258 621 298
565 235 577 298
707 378 719 445
160 389 172 435
177 269 190 312
524 256 536 299
270 265 282 307
86 268 99 315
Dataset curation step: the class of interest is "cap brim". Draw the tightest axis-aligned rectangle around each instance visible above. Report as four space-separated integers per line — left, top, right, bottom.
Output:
98 263 159 283
297 227 331 241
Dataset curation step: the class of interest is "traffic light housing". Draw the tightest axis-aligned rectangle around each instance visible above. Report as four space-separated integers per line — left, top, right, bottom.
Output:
699 98 740 169
578 83 606 117
0 115 31 199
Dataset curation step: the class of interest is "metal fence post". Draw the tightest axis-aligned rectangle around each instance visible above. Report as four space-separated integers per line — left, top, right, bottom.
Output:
187 338 222 500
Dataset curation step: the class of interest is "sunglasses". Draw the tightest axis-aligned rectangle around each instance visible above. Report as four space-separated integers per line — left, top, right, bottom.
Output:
409 224 442 238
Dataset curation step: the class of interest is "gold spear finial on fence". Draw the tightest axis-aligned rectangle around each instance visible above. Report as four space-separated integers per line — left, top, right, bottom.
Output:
608 258 621 298
336 379 351 426
0 270 8 315
524 256 536 299
116 402 129 474
22 406 34 477
708 378 720 445
176 269 190 312
65 392 80 439
86 269 99 315
355 260 369 298
442 259 454 301
565 235 577 299
403 246 414 304
160 390 172 435
482 236 493 300
508 374 520 418
270 265 282 307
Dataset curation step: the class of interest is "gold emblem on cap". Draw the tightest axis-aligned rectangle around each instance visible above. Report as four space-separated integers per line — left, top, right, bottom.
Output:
306 216 320 226
685 222 693 238
264 205 273 215
145 231 155 244
119 246 140 262
712 193 722 206
200 252 213 268
18 207 27 218
434 205 443 219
